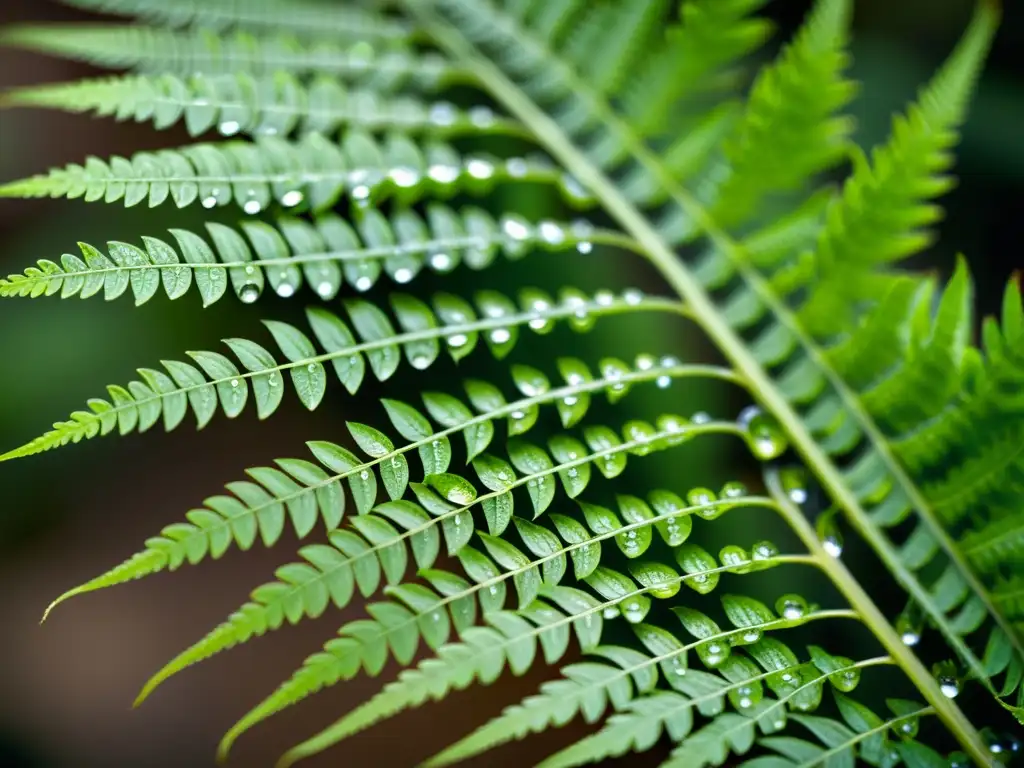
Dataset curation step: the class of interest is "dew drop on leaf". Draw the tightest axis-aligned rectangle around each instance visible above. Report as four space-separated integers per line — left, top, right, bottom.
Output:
775 594 808 620
738 405 789 460
238 283 261 304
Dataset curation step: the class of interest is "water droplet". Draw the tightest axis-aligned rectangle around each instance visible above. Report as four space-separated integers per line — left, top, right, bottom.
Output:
538 221 565 246
447 333 468 348
219 120 241 135
393 267 414 284
276 282 296 298
697 640 729 668
720 481 747 499
828 662 860 692
359 470 369 480
466 158 495 179
558 173 592 203
594 290 615 307
230 378 240 388
896 714 919 738
411 354 431 370
751 540 779 561
505 157 528 177
635 354 656 371
468 106 496 127
896 604 923 646
307 363 316 372
201 195 218 209
817 511 844 557
623 288 644 305
389 167 420 188
567 467 578 479
779 466 810 506
281 190 305 207
245 265 255 275
688 488 719 519
429 252 453 271
576 241 593 254
502 217 533 242
934 661 960 698
355 276 373 292
429 102 457 126
948 752 970 768
352 184 371 200
691 411 712 425
510 410 525 421
243 198 263 215
562 395 578 406
238 283 261 304
316 281 334 298
775 594 808 621
657 375 672 388
428 164 460 184
603 607 619 620
489 585 498 595
622 601 645 623
738 405 788 459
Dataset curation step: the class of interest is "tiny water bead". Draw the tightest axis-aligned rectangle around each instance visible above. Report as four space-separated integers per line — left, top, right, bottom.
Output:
776 594 808 621
622 288 644 306
896 604 923 646
948 753 970 768
895 714 919 739
738 405 789 460
827 661 860 692
696 640 730 667
983 729 1022 764
816 510 844 557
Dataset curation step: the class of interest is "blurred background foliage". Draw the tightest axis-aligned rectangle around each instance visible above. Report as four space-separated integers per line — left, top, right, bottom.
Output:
0 1 1019 766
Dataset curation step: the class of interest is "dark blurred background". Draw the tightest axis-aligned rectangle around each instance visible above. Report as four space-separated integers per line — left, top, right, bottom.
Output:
0 1 1020 767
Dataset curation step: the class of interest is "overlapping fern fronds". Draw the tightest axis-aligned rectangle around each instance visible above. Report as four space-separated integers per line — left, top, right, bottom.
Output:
1 0 1020 766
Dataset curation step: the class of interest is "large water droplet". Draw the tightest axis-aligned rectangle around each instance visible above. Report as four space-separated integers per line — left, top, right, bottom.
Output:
355 276 373 292
219 120 241 135
776 594 808 620
201 195 218 209
720 481 747 499
447 333 469 348
466 158 495 180
281 190 305 207
622 288 644 306
429 252 453 271
738 406 789 459
933 661 960 698
276 282 296 298
243 198 263 215
393 267 414 284
238 283 261 304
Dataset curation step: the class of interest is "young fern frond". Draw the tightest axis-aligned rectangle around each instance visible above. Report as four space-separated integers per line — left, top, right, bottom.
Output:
2 0 1020 765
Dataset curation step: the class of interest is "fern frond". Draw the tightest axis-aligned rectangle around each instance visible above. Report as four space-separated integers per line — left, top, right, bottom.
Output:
36 361 743 621
3 290 686 462
0 25 458 84
0 131 574 212
709 0 856 226
56 0 412 41
277 556 813 767
0 211 628 306
1 73 525 140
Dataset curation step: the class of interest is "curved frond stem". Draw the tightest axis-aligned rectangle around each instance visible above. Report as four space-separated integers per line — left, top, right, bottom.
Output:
795 705 935 768
276 555 820 767
4 295 691 463
403 3 995 761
